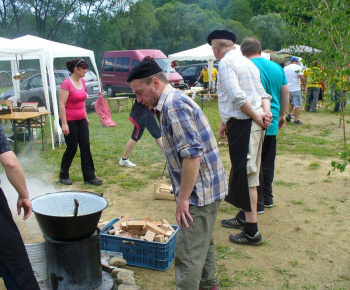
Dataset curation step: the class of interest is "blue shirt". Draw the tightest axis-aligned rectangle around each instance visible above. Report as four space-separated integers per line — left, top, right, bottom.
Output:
156 85 228 206
251 57 288 135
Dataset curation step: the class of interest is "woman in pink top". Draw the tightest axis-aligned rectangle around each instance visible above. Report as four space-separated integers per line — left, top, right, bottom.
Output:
58 58 102 186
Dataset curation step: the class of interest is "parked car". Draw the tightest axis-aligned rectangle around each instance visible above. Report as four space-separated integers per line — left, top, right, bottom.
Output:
0 70 102 109
101 49 186 97
179 63 219 87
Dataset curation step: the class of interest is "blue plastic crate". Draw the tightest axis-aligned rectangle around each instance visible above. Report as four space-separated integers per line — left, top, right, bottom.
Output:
100 218 178 271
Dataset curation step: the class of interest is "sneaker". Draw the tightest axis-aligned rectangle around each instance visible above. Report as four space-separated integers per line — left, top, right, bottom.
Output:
264 203 274 208
59 177 72 185
84 178 103 186
294 120 303 125
229 230 264 246
221 217 246 229
119 158 136 167
286 114 292 122
257 208 265 214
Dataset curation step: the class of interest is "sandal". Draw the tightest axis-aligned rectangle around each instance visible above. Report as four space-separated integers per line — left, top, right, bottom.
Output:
221 217 246 229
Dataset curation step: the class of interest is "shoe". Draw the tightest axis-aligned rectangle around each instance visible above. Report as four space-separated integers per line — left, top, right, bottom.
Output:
119 158 136 167
84 178 103 186
229 230 264 246
221 217 246 229
59 177 72 185
286 114 292 122
294 120 303 125
264 203 274 208
257 209 265 214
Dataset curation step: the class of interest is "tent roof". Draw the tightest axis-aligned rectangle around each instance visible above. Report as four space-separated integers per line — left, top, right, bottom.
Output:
0 35 95 61
277 45 321 55
0 37 44 60
168 43 270 61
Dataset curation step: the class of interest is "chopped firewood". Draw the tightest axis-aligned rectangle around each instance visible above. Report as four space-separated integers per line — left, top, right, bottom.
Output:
98 221 108 229
114 230 121 236
113 216 130 229
121 222 127 231
165 236 169 242
109 228 117 234
144 217 153 223
143 221 167 236
154 235 165 243
153 221 162 226
126 221 145 230
144 230 156 241
165 231 173 237
129 229 143 236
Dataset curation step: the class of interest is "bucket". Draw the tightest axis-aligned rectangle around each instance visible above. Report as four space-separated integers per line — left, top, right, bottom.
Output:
25 242 48 282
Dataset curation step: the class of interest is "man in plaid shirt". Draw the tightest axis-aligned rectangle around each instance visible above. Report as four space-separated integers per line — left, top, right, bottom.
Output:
127 59 228 290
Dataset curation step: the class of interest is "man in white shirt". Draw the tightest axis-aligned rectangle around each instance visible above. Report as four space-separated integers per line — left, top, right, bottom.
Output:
207 29 271 246
283 57 306 125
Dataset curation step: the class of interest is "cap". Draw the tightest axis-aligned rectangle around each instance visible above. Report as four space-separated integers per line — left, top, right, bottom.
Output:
127 60 163 82
207 29 237 45
290 56 299 62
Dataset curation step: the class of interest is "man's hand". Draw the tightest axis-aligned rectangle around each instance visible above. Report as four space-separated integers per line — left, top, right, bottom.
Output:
86 118 90 126
255 112 270 129
263 112 272 128
17 198 32 220
176 197 193 230
278 116 286 128
219 121 227 139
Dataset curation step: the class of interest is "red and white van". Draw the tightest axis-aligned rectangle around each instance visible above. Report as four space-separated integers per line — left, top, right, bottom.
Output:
101 49 185 97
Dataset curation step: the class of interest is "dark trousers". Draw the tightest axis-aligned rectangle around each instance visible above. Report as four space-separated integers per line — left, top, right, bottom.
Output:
60 118 96 182
0 256 21 289
257 135 276 209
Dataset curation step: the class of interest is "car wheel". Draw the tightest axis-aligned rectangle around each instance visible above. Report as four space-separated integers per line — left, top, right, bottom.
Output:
106 86 115 98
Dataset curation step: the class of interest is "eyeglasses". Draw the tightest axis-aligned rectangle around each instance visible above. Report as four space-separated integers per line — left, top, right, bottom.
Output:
75 59 84 67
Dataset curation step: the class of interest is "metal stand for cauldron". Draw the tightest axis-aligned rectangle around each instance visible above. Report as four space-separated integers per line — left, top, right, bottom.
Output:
43 229 113 290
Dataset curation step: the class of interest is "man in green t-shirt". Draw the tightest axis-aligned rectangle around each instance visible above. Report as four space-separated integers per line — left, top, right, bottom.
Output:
241 37 289 211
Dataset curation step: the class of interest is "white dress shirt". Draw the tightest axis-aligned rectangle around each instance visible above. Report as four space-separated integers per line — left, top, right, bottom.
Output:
217 49 271 123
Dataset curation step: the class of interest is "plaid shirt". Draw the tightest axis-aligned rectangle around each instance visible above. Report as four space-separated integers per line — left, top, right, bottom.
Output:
156 85 228 206
217 49 271 123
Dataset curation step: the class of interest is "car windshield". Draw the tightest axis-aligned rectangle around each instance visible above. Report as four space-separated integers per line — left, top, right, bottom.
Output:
83 71 98 82
155 58 176 73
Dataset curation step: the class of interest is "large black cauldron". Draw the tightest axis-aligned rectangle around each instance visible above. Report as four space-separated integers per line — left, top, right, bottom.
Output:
32 191 108 242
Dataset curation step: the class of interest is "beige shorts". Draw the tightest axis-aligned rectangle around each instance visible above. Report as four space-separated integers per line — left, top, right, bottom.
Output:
247 121 265 187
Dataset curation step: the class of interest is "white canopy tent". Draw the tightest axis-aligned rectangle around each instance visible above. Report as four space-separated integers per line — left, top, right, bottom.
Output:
0 35 102 147
167 43 270 87
0 37 56 148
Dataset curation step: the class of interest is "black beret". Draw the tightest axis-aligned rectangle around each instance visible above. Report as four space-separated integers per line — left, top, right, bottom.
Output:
207 30 237 45
127 60 163 82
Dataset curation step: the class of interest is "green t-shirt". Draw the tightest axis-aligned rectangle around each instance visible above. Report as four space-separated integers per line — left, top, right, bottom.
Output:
251 57 288 136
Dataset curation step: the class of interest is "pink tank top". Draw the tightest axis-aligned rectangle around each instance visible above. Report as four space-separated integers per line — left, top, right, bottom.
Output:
60 78 87 121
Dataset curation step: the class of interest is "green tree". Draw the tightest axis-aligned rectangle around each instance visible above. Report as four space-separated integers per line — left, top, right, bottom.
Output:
281 0 350 170
222 0 253 26
249 13 292 50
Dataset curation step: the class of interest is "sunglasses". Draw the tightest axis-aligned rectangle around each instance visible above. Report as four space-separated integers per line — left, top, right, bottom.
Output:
75 59 85 67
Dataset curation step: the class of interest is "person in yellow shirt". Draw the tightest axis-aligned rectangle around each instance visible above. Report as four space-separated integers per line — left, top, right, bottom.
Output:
211 66 218 92
303 65 323 112
197 65 210 89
